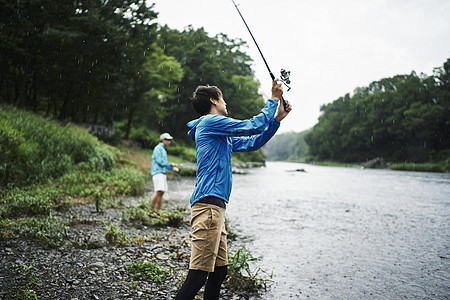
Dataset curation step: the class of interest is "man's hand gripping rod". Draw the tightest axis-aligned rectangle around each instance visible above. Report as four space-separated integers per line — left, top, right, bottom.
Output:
230 0 291 110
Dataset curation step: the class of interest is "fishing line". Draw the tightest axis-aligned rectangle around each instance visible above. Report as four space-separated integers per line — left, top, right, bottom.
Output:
230 0 291 109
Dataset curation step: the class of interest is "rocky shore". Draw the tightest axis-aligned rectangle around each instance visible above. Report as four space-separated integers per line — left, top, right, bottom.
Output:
0 196 239 299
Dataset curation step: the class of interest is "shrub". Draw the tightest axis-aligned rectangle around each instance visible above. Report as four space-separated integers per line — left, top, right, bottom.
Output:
116 123 160 149
0 215 65 248
105 222 128 246
128 261 169 283
0 187 60 218
122 202 185 228
167 145 196 162
121 204 152 225
0 105 117 187
57 167 145 200
232 149 266 163
226 246 271 295
148 209 185 227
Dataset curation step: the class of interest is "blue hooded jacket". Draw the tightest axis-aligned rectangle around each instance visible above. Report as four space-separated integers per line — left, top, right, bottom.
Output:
186 99 280 206
151 142 173 176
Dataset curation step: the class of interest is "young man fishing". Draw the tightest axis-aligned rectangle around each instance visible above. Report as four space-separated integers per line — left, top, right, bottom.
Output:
175 78 292 299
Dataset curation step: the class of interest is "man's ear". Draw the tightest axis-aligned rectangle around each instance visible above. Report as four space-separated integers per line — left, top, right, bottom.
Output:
210 98 217 106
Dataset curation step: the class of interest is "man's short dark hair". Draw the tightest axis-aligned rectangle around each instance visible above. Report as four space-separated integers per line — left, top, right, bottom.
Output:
191 85 223 115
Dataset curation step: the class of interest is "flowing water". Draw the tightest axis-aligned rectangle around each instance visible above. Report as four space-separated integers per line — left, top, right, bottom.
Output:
169 162 450 299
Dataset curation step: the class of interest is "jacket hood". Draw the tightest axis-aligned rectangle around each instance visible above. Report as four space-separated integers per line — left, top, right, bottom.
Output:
186 117 203 141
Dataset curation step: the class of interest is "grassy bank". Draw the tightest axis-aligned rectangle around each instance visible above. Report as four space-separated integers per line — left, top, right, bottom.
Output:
390 162 449 173
309 161 360 168
0 105 147 218
304 160 448 173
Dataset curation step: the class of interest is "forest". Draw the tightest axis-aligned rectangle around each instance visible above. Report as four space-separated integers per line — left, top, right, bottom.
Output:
305 60 450 164
2 0 449 167
1 0 265 148
264 58 449 169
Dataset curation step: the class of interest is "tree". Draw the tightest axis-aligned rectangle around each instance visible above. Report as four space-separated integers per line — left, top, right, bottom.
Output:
156 26 263 142
305 58 450 163
121 43 183 142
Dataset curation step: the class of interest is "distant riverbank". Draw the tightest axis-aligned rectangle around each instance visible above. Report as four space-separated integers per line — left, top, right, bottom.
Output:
292 159 449 173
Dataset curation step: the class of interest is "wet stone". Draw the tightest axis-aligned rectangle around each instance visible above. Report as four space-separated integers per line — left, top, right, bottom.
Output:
156 253 169 260
0 197 242 299
89 262 105 268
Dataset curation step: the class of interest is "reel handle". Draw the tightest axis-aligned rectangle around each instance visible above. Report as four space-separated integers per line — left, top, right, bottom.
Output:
270 72 288 111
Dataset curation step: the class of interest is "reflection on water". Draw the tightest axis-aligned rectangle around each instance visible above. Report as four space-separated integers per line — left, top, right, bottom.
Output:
225 162 450 299
166 162 450 299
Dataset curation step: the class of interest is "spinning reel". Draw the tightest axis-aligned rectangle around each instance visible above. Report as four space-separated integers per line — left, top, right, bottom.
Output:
280 69 291 91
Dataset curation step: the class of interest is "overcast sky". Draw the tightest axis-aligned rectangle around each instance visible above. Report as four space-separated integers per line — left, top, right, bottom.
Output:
152 0 450 133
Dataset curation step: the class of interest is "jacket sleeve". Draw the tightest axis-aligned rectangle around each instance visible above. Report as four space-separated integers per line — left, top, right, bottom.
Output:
231 118 280 152
153 146 173 170
201 99 278 137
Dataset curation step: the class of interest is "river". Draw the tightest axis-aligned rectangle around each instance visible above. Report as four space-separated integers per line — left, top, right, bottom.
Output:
169 162 450 299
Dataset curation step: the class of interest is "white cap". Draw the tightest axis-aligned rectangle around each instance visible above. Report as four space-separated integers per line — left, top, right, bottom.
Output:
160 133 173 141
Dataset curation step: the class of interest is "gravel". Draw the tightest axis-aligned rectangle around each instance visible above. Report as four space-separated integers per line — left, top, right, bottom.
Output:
0 196 240 299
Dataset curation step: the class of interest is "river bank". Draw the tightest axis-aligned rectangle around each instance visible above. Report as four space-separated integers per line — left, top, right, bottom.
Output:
0 192 251 299
1 195 188 299
307 158 449 173
0 107 269 299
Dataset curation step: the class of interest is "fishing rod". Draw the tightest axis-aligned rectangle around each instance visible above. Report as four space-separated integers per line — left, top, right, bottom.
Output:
230 0 291 109
177 162 257 167
177 163 197 167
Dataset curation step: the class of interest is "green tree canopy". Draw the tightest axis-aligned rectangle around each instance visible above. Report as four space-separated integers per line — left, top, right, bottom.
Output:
305 58 450 163
155 25 265 142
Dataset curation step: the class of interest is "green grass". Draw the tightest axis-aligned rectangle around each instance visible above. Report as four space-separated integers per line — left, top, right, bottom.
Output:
121 200 185 227
0 104 116 187
0 105 272 296
312 161 359 167
128 261 169 283
0 104 147 243
105 222 129 246
390 162 446 173
6 261 40 300
226 246 272 295
0 215 65 248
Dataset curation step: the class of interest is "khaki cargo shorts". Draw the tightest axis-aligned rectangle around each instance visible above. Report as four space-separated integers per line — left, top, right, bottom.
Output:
189 203 228 273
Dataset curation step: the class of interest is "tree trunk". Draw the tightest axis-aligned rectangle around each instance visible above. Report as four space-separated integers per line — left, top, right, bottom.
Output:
59 94 69 121
32 88 37 112
0 73 4 102
14 78 21 106
124 106 135 140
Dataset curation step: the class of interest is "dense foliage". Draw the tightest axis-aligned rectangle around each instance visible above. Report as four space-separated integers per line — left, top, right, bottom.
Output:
1 0 266 150
1 0 160 130
0 104 145 221
155 25 265 142
0 104 115 186
305 58 450 163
